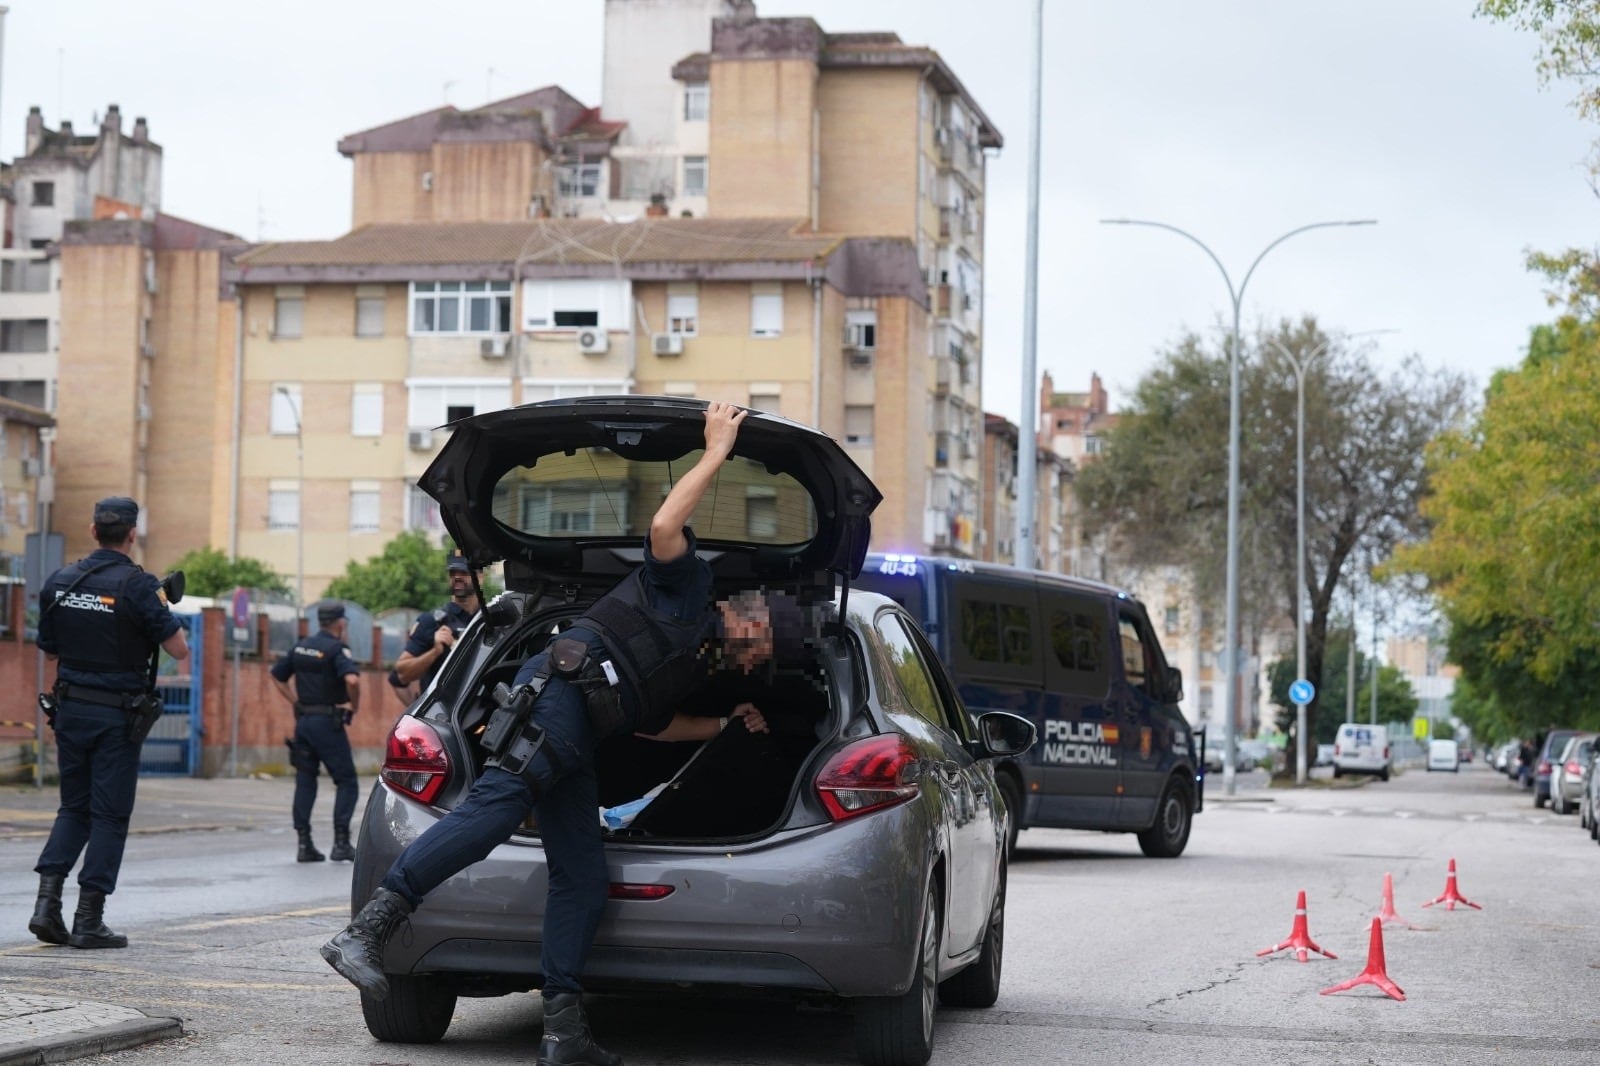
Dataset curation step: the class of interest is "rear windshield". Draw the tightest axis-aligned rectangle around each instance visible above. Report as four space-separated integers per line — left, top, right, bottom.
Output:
490 447 818 546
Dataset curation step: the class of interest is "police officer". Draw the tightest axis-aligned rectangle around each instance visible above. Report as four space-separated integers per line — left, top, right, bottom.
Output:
322 403 797 1066
29 497 189 949
271 602 362 863
392 549 482 691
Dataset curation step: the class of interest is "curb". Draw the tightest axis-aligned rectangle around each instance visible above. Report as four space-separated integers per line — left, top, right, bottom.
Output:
0 999 182 1066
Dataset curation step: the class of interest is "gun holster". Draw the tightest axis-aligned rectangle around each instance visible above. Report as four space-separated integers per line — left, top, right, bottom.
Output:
126 692 164 746
548 636 628 740
285 735 318 774
38 689 60 729
481 678 549 781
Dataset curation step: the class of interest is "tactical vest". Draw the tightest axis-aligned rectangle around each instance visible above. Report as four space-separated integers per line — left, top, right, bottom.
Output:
49 558 156 677
572 569 711 736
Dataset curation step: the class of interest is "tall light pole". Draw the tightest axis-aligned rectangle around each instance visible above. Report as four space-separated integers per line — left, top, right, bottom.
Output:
1099 218 1375 794
1265 328 1396 784
1015 0 1045 569
275 386 305 612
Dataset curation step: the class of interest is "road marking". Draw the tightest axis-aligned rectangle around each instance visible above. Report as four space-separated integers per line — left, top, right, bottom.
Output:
162 906 346 933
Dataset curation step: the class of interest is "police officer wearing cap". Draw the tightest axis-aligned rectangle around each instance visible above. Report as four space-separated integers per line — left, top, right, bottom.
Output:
271 602 362 863
392 549 482 692
29 497 189 950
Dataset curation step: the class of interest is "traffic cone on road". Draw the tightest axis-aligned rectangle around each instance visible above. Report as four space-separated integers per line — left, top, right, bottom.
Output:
1421 858 1482 911
1375 872 1417 929
1320 918 1405 1002
1257 890 1337 963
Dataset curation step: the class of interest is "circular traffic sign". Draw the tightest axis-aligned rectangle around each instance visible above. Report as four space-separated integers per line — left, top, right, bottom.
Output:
231 587 252 628
1289 679 1316 706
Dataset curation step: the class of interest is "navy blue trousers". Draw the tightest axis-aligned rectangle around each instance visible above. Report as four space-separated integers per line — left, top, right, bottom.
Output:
292 714 359 833
380 677 604 995
35 701 141 895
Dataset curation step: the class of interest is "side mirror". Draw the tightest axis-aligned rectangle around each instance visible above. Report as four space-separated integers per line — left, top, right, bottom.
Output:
1166 665 1183 704
975 711 1036 759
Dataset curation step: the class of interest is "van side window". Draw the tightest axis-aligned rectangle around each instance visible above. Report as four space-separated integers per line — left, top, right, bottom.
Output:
1117 613 1152 692
875 612 957 734
953 576 1039 684
1042 592 1110 698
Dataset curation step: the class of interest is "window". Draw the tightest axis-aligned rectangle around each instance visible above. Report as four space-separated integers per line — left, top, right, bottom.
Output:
749 385 780 414
845 309 877 350
522 279 630 332
1043 592 1109 698
1118 614 1151 690
521 378 631 402
410 281 512 335
751 291 783 337
406 482 444 534
844 405 874 446
0 319 48 353
268 480 300 531
1084 435 1105 456
558 162 602 199
355 297 385 337
31 182 54 207
667 292 698 336
516 486 629 535
350 481 381 534
273 297 303 339
351 384 383 437
1164 605 1180 635
746 487 778 538
407 380 511 428
683 155 708 197
876 614 954 731
270 384 302 436
683 82 709 121
954 583 1038 683
0 259 50 294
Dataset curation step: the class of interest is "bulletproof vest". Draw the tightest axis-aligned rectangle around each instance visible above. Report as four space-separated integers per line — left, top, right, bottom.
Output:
50 558 155 676
573 569 711 736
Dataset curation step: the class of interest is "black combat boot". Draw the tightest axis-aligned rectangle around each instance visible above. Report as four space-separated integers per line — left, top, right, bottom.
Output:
68 890 128 949
297 829 325 863
537 993 624 1066
28 873 69 945
319 887 412 999
328 826 355 862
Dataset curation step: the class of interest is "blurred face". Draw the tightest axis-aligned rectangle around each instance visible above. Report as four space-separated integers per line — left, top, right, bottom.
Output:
449 569 475 601
718 601 774 673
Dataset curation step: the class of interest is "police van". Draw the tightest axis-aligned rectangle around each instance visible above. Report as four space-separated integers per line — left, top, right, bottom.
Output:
855 553 1202 857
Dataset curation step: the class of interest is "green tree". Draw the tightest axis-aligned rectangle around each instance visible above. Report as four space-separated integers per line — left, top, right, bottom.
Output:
1077 317 1469 751
166 546 290 598
323 531 455 614
1267 635 1417 745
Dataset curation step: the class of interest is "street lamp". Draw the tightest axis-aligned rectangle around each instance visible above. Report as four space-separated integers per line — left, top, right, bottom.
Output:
275 385 305 612
1099 218 1375 794
1265 328 1397 784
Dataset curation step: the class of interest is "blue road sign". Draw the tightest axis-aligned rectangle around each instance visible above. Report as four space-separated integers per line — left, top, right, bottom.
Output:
1289 679 1315 706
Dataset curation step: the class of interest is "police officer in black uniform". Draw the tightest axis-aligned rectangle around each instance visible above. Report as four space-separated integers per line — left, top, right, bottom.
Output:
392 549 482 692
321 403 801 1066
271 602 363 863
29 497 189 949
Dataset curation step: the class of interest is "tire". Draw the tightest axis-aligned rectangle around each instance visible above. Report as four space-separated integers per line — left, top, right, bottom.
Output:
1535 792 1547 809
1137 778 1193 858
996 774 1022 860
856 883 940 1066
361 974 457 1044
1332 766 1343 779
1379 767 1391 783
939 861 1006 1009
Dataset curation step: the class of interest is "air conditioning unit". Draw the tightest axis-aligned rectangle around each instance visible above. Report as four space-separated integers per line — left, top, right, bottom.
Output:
408 428 434 451
652 333 684 357
577 328 609 355
479 335 509 358
22 458 41 478
847 349 873 368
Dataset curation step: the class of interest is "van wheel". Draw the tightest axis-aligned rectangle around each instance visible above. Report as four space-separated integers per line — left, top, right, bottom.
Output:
996 774 1022 859
1137 778 1193 858
361 974 457 1043
1332 766 1343 779
939 860 1005 1009
856 882 940 1066
1379 767 1390 782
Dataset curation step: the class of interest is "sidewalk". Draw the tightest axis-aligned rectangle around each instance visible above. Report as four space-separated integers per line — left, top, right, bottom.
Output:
0 993 181 1066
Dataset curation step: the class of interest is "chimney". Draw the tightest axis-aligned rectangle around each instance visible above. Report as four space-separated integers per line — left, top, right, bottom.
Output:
132 116 148 144
103 102 121 134
58 119 73 139
25 106 42 155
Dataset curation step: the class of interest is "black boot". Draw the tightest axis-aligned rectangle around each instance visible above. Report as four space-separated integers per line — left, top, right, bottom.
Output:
28 873 69 945
68 890 128 949
538 993 623 1066
297 829 325 863
328 826 355 862
319 887 412 999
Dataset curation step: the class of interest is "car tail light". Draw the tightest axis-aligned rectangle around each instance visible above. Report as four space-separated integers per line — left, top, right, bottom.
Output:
382 717 450 805
1383 746 1390 759
609 883 675 901
1333 744 1342 756
1566 760 1582 776
815 734 921 822
1538 760 1552 775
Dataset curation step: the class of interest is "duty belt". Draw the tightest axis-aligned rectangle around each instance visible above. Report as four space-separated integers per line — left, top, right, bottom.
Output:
58 684 135 709
294 703 343 718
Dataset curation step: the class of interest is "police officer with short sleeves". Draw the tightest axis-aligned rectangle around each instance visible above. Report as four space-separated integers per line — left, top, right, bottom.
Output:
392 550 482 691
29 497 189 949
271 602 362 863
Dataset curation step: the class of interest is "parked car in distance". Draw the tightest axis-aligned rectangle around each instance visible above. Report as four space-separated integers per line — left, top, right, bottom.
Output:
1533 730 1583 808
1238 738 1276 774
1426 738 1460 773
1314 743 1335 768
1332 723 1391 780
1582 748 1600 841
346 397 1036 1066
1547 734 1596 815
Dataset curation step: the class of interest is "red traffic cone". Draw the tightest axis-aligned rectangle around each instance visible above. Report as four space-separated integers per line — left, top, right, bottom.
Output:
1257 890 1337 962
1375 872 1417 929
1320 918 1405 1001
1421 858 1482 911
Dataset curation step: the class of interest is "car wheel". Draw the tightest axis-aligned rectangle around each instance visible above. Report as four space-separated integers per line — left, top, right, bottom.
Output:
996 774 1022 859
360 974 457 1044
1137 778 1193 858
1535 792 1547 809
856 883 940 1066
938 860 1006 1009
1379 767 1391 782
1332 766 1343 779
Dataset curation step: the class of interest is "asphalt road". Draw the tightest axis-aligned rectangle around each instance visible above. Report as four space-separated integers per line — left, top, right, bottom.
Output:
1 763 1596 1065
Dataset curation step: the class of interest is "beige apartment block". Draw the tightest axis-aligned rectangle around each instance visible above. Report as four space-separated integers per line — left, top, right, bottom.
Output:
0 397 53 561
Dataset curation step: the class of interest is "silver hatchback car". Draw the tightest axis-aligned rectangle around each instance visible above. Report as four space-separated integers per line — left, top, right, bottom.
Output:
1549 734 1596 815
349 397 1035 1066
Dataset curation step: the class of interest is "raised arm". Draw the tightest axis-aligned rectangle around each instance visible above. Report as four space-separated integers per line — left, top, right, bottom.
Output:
649 401 747 563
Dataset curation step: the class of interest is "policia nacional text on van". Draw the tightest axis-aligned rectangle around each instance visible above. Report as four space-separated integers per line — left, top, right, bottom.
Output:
856 553 1202 857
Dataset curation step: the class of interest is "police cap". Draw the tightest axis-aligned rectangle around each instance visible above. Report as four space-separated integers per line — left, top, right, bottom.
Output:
446 550 472 573
93 497 139 527
316 601 346 625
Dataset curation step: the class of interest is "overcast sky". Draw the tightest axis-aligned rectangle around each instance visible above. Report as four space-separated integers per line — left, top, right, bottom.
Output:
2 0 1591 422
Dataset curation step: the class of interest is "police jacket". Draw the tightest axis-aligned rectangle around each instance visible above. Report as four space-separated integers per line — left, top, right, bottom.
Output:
402 600 477 687
39 549 181 693
271 629 360 706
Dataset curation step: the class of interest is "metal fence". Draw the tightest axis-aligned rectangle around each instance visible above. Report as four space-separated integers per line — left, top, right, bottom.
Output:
141 620 203 775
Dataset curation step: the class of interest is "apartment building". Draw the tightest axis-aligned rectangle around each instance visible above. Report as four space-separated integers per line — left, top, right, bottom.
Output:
979 411 1072 571
0 396 52 564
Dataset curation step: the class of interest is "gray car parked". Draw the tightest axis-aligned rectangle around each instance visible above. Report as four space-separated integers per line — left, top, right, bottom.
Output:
348 397 1036 1066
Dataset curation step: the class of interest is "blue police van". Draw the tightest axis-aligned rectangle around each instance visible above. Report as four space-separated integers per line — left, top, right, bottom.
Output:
854 553 1203 857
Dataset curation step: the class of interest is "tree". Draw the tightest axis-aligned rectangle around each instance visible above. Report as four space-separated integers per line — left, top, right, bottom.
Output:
1076 316 1469 750
1267 634 1417 745
323 531 454 614
167 546 290 598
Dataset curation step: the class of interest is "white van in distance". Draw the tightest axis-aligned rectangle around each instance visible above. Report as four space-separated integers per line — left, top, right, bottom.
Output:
1333 723 1391 781
1426 738 1460 773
